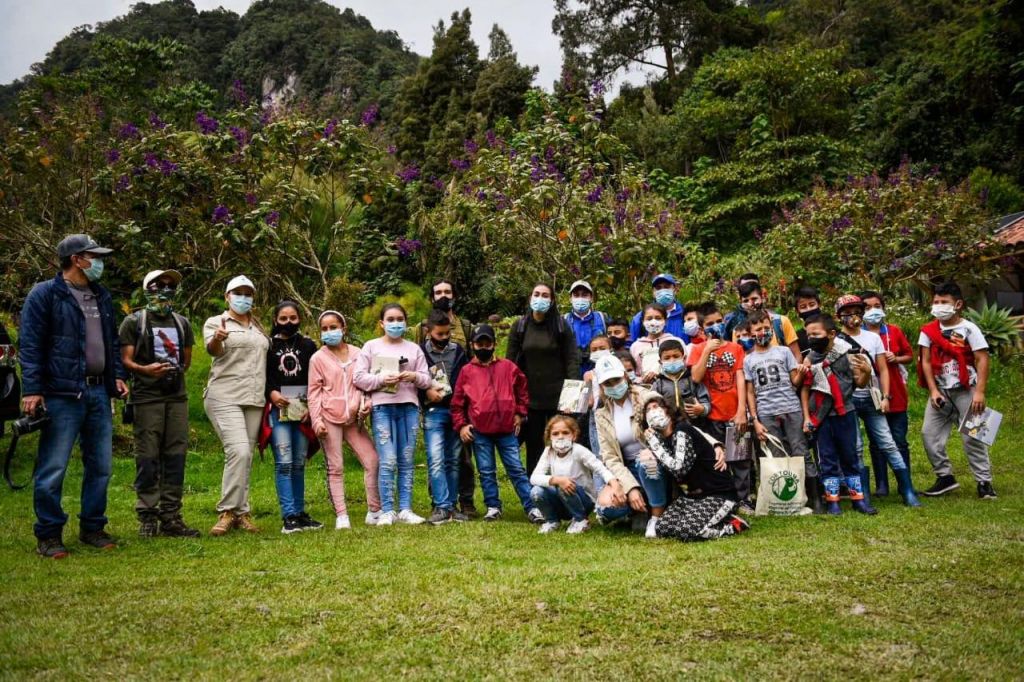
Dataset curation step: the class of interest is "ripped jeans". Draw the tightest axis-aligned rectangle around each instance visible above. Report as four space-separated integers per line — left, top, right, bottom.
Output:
370 403 420 514
596 457 668 524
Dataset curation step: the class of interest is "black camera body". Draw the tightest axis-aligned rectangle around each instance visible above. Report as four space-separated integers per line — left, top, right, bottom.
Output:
11 408 50 437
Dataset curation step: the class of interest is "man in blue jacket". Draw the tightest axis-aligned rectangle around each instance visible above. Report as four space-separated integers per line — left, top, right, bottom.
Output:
628 273 689 343
20 234 129 558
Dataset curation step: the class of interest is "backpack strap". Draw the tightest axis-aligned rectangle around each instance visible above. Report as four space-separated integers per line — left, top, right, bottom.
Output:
771 314 786 346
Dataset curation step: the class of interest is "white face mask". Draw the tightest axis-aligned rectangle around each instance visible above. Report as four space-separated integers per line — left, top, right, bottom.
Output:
931 303 957 322
644 319 665 335
590 349 611 362
647 409 670 430
550 437 573 453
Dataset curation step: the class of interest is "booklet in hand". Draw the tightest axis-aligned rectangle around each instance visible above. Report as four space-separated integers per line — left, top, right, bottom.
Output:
959 407 1002 446
372 355 400 394
558 379 590 414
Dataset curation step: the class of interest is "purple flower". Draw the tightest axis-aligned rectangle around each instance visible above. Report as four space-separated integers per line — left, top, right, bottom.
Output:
714 278 726 295
599 225 610 236
614 206 626 227
394 237 422 257
230 126 250 148
450 158 471 171
230 79 249 105
591 79 606 97
324 119 337 139
396 165 420 183
245 192 257 206
464 138 479 155
586 186 603 203
933 239 948 251
753 228 763 241
266 210 280 227
484 130 498 148
544 146 556 162
114 174 130 193
432 177 446 192
615 189 631 204
899 225 911 236
873 211 886 226
158 159 178 176
196 111 219 135
212 205 233 225
144 152 159 169
118 122 140 140
105 148 121 164
386 144 397 155
476 190 487 201
579 166 594 185
148 113 166 130
601 245 614 265
360 103 380 127
892 258 906 270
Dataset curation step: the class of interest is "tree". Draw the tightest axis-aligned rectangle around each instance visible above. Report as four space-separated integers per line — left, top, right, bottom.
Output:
470 26 538 126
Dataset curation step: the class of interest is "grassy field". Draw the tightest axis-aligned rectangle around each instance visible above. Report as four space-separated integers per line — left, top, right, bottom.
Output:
0 348 1022 680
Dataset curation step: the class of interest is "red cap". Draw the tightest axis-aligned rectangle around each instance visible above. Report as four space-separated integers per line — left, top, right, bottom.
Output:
834 294 864 314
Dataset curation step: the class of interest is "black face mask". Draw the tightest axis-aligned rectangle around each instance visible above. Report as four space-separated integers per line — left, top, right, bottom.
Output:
431 337 450 350
273 322 300 337
609 336 626 350
433 297 453 312
807 336 830 354
473 347 494 362
798 307 821 321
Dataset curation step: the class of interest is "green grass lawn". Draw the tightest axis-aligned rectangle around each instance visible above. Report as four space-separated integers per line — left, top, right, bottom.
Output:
1 351 1022 679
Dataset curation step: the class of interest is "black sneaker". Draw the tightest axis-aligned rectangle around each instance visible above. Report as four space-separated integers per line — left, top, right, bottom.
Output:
922 475 959 496
428 508 452 525
450 510 469 523
281 516 303 534
296 512 323 531
79 530 117 550
36 537 69 559
977 481 998 500
139 518 159 538
159 516 201 538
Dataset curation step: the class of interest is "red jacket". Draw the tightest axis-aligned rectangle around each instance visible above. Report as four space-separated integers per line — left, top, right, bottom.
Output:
876 323 912 413
451 358 530 435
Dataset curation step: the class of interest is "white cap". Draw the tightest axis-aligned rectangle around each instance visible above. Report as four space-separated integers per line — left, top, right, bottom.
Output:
143 269 182 289
569 280 593 295
225 275 255 293
593 354 625 384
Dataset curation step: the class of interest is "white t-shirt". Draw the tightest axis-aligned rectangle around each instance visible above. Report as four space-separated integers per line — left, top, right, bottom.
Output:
843 329 885 399
611 399 642 460
918 319 988 389
530 443 616 498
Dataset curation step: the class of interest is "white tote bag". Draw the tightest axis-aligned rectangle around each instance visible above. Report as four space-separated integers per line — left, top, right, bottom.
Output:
754 433 807 516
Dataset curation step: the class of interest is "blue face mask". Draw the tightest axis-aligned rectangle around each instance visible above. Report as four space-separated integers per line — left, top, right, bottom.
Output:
530 296 552 314
603 380 628 400
229 294 253 314
863 308 886 325
662 359 685 375
654 288 674 306
738 337 755 352
704 322 725 339
384 321 407 339
571 297 591 314
683 320 700 338
627 371 638 383
82 256 104 282
321 329 344 346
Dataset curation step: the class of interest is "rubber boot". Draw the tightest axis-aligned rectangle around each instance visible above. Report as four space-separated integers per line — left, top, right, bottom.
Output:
823 477 842 515
848 474 878 515
806 475 825 515
870 449 889 496
860 466 874 508
894 467 922 508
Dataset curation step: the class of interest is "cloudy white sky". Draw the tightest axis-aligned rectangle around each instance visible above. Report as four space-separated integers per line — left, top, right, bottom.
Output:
0 0 656 92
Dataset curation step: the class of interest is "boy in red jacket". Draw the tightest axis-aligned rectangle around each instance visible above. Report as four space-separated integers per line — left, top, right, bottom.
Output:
452 324 544 523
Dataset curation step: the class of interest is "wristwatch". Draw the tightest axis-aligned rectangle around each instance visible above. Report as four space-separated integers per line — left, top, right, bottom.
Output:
883 394 892 400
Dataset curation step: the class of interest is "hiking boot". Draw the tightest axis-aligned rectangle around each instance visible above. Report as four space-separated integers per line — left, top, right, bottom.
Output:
483 507 502 522
450 510 469 523
160 516 201 538
139 518 159 538
235 512 259 533
281 516 303 535
977 481 998 500
79 529 117 550
428 508 452 525
922 475 959 496
296 512 323 531
527 508 545 524
210 511 235 536
37 537 69 559
460 500 479 518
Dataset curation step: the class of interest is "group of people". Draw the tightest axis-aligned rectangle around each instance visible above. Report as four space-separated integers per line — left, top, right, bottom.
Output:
16 235 998 559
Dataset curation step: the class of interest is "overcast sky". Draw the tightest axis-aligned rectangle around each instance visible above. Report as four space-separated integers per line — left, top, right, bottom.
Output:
0 0 656 92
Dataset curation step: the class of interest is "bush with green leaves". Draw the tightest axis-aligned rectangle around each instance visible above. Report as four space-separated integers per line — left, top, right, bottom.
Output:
964 302 1024 358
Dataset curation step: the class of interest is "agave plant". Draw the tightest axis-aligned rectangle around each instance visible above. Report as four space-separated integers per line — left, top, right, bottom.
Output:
964 302 1024 357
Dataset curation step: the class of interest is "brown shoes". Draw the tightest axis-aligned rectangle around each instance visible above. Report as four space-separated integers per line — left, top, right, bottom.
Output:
234 512 259 533
209 511 235 536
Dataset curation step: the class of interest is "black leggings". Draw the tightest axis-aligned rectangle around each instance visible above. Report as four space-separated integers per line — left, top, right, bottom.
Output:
522 408 559 475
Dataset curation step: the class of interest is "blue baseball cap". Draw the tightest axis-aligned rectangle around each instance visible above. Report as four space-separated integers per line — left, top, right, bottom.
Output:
651 273 677 286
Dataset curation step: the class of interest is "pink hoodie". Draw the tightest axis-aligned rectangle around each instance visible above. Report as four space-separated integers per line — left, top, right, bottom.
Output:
308 345 368 430
353 337 431 406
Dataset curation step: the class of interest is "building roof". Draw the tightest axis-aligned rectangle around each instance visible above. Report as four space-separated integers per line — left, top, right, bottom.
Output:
996 211 1024 245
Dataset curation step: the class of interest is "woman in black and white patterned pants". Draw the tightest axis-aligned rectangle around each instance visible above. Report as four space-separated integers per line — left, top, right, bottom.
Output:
639 395 749 542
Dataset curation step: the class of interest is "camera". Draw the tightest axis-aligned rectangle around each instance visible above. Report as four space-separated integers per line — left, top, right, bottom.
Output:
157 366 183 395
12 408 50 437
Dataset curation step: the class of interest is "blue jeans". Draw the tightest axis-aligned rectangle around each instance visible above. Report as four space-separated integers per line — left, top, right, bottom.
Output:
531 484 595 522
371 403 419 513
596 458 667 523
870 410 910 466
424 406 461 511
33 385 113 539
472 432 534 512
269 407 308 519
853 395 907 472
817 411 861 479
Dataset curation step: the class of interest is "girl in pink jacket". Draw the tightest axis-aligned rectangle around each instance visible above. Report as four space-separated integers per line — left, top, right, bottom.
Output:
308 311 381 530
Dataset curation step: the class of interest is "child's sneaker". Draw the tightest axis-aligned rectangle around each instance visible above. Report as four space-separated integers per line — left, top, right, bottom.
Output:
483 507 502 522
428 508 452 525
376 511 397 526
977 481 997 499
922 475 959 496
397 509 426 525
335 514 351 530
644 516 659 539
566 519 590 534
527 508 545 524
365 510 381 526
538 521 560 534
281 516 303 535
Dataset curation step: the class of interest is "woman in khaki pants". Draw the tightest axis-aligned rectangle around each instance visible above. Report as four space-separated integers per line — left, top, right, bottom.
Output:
203 275 269 535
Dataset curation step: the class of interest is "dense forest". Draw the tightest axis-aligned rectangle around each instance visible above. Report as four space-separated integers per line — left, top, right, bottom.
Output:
1 0 1020 325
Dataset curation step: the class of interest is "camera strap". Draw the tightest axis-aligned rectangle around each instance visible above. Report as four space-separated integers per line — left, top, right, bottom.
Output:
4 433 28 491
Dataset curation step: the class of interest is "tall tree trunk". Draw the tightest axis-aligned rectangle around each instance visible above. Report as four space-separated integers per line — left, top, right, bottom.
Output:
662 41 676 80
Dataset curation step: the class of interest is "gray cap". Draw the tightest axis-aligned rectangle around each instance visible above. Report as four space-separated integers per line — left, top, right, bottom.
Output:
57 234 113 259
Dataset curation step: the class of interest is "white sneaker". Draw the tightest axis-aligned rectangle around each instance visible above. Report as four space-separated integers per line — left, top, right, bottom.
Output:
397 509 426 525
376 511 397 526
798 506 814 516
483 507 502 522
645 516 659 539
364 510 381 526
538 521 560 534
335 514 351 530
566 519 590 534
527 508 546 524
